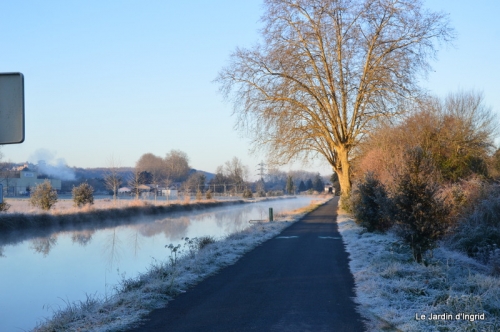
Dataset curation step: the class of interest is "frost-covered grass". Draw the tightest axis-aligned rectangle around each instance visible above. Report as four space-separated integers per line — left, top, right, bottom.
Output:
3 197 224 215
32 197 330 332
337 213 500 332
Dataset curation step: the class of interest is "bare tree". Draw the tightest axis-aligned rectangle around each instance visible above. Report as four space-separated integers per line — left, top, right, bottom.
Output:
136 153 165 202
104 156 122 200
217 0 454 196
224 157 249 193
185 171 207 194
164 150 190 185
129 168 146 200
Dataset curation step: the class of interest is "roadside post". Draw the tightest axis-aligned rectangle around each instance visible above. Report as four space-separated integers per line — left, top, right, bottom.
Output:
269 207 273 221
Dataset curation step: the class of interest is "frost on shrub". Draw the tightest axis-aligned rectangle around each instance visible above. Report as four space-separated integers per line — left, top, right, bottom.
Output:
439 176 486 222
446 190 500 265
392 147 450 263
242 188 253 198
196 189 203 201
0 201 10 212
205 189 213 200
352 172 392 232
72 182 94 207
30 180 58 211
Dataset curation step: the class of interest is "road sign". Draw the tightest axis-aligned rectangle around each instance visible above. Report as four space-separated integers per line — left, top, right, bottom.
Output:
0 73 24 144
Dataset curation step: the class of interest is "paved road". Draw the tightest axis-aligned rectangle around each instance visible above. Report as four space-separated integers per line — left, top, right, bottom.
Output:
128 197 365 332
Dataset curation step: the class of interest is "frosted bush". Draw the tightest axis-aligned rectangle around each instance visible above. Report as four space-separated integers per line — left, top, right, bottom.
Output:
72 182 94 207
30 180 58 211
351 172 392 232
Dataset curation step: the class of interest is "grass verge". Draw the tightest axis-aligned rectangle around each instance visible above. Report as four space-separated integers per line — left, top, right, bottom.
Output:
337 212 500 332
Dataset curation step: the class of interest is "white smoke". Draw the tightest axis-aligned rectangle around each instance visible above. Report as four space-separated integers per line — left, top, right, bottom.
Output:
28 148 76 181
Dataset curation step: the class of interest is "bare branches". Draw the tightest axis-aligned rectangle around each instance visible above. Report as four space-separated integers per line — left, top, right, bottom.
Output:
217 0 454 194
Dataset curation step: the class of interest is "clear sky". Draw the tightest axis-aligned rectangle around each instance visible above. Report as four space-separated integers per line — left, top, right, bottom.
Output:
0 0 499 179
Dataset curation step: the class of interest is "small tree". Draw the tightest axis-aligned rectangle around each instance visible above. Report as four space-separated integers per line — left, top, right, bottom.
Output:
129 168 146 200
72 182 94 207
392 148 450 263
196 189 203 201
104 156 122 200
242 188 253 198
298 180 306 192
30 180 58 211
312 174 324 193
352 172 392 232
205 189 213 200
0 202 10 212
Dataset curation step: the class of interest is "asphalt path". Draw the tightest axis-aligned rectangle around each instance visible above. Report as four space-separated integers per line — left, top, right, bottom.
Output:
128 197 365 332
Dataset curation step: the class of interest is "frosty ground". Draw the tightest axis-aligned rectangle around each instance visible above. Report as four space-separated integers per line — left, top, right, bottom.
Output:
337 213 500 332
4 195 240 215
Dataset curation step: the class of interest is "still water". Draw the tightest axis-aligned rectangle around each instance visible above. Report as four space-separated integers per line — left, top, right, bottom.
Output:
0 197 317 331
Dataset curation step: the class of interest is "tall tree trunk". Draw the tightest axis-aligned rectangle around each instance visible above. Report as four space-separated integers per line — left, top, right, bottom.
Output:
336 147 352 197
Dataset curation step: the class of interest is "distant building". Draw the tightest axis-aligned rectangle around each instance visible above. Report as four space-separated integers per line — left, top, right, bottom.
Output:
118 187 131 194
0 168 61 196
161 188 178 199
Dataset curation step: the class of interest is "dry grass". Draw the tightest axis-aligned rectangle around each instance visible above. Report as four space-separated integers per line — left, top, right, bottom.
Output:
3 197 191 215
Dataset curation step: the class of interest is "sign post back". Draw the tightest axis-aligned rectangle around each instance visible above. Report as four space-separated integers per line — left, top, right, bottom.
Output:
0 73 24 144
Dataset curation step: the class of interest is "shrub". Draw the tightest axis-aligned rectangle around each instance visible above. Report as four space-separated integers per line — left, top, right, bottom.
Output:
197 236 216 250
340 191 354 213
196 189 203 201
445 189 500 264
268 190 284 197
242 188 253 198
30 180 58 211
439 176 488 222
205 190 212 200
352 172 392 232
0 201 10 212
391 148 450 263
72 182 94 207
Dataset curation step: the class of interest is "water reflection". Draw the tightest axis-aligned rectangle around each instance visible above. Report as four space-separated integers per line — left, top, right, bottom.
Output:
30 236 58 257
0 205 274 254
103 229 123 270
71 230 94 246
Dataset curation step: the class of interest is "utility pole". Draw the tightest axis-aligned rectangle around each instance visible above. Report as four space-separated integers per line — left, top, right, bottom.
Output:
256 161 267 181
256 161 267 195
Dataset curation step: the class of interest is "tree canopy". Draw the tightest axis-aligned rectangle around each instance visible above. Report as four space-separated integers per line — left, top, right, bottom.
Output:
217 0 454 196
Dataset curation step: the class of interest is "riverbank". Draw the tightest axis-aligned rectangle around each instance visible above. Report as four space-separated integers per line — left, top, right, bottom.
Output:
32 197 331 331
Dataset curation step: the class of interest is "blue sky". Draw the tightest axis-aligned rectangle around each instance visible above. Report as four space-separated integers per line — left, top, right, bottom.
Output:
0 0 499 179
